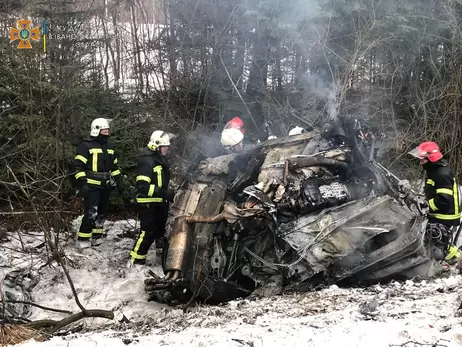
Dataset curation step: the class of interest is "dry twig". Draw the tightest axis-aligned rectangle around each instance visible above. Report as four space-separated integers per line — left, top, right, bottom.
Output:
389 339 450 347
4 166 129 340
0 300 72 315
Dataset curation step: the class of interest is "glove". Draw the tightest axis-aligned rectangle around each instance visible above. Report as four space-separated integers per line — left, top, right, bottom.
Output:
77 183 90 198
110 176 118 188
419 200 429 212
156 187 175 202
165 189 175 202
414 196 429 215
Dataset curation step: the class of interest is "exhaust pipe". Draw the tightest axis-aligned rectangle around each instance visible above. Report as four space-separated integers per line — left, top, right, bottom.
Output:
165 217 192 274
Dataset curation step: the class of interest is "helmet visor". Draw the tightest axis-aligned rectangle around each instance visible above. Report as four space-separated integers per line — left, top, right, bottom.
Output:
221 128 244 146
101 118 112 129
408 147 427 160
166 132 177 141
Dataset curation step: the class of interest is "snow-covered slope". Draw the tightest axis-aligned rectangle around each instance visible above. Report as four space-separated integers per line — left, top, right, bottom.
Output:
1 219 166 324
2 218 462 347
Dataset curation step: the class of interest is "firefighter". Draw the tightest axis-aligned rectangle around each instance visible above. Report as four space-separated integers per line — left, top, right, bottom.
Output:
225 116 245 135
74 118 122 249
223 116 246 150
409 141 461 262
128 130 175 267
221 127 244 152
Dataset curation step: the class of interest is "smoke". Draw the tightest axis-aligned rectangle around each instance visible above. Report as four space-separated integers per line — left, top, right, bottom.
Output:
275 0 321 23
181 125 224 160
262 0 352 123
301 74 341 121
257 0 341 123
326 82 340 121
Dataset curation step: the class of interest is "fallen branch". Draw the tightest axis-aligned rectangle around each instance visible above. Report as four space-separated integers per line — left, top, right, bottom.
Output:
25 309 128 334
7 166 85 311
389 339 450 347
4 166 130 341
1 300 73 315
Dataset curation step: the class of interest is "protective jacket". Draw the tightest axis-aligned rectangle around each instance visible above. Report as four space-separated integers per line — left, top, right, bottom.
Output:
74 136 121 187
424 160 460 226
135 147 171 204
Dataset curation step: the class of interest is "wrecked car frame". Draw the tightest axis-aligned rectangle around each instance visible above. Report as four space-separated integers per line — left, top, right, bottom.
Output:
146 118 437 305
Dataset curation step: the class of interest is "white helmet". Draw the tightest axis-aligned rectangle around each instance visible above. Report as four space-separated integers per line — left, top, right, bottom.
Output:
148 130 172 150
221 128 244 147
90 118 110 137
288 126 305 136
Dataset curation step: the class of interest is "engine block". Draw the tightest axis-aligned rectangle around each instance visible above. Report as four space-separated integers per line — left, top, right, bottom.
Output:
318 182 349 201
302 179 350 208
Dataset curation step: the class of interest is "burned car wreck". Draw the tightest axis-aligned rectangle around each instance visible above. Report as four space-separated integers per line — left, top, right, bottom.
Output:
146 117 437 305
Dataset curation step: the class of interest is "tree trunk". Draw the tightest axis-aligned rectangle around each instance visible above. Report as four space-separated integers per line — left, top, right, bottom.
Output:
245 28 271 140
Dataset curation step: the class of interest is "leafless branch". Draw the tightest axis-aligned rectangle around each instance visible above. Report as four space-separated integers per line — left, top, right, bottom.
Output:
389 339 450 347
0 301 72 315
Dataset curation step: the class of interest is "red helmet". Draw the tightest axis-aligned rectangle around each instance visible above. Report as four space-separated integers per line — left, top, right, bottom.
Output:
225 117 245 134
408 141 443 162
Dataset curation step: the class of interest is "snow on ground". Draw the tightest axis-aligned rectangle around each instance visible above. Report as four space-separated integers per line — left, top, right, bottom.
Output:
1 218 166 324
2 218 462 346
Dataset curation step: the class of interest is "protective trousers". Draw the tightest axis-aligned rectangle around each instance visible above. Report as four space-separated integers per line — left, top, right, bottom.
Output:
78 187 111 241
130 203 169 264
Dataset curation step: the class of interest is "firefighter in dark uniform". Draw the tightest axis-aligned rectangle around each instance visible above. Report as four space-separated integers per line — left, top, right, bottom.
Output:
409 141 461 262
128 130 175 267
74 117 122 249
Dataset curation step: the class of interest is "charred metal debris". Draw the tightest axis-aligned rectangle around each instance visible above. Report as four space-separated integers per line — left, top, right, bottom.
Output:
145 116 440 305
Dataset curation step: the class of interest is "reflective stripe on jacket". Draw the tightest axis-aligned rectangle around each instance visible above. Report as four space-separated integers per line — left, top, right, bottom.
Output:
424 161 460 226
74 137 120 186
135 147 170 204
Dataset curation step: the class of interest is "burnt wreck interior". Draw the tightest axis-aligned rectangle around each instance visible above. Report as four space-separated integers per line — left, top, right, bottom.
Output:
145 116 438 305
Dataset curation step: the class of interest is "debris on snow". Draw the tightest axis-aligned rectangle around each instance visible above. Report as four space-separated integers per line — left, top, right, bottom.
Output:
2 218 462 347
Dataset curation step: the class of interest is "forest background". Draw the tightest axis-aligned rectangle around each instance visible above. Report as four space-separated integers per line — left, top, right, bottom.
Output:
0 0 460 229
